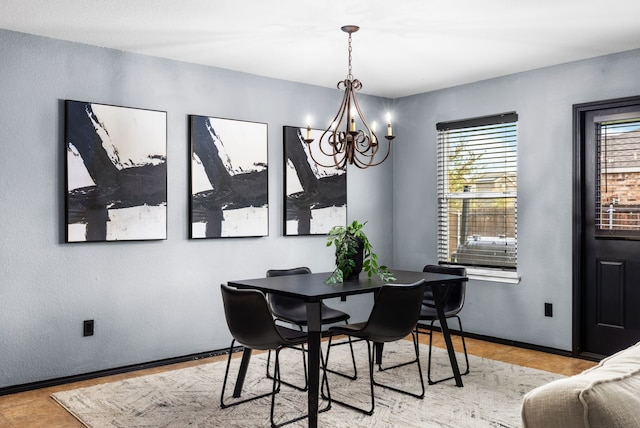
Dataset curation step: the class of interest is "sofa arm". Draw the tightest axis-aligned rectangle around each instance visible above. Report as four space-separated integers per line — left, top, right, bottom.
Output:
522 341 640 428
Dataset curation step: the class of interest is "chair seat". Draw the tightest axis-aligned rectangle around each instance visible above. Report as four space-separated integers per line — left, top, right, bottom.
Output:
273 302 350 326
422 290 434 302
276 325 308 342
328 322 366 336
330 321 413 344
420 300 461 319
419 305 437 320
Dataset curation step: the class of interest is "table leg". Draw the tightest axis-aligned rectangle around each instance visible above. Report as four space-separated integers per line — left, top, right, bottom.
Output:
432 284 464 387
232 348 253 398
306 301 322 428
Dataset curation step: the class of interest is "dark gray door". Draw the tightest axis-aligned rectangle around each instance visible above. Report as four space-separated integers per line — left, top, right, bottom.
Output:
577 99 640 358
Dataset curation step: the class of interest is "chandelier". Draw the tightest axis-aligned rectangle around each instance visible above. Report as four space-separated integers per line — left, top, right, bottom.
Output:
304 25 395 169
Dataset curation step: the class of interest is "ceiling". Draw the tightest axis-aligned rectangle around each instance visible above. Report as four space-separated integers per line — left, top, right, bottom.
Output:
2 0 640 98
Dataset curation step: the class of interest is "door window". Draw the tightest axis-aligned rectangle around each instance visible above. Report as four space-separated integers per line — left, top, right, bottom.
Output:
595 115 640 238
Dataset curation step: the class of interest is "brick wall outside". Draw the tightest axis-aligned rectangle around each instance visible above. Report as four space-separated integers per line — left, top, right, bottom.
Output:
600 171 640 230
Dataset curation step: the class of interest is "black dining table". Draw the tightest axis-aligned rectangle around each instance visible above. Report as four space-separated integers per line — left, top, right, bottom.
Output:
227 269 468 427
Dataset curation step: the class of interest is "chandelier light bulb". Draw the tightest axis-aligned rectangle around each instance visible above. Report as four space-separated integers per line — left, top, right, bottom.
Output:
372 121 378 144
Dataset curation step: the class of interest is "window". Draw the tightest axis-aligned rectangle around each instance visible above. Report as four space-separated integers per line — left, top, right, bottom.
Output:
595 115 640 238
436 112 518 271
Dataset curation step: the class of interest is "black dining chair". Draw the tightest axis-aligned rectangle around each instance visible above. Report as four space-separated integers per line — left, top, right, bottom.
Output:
321 280 426 415
376 265 469 386
265 267 357 384
219 283 329 427
419 264 469 385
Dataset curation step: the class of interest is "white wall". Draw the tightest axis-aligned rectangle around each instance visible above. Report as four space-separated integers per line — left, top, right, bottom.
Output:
0 29 393 388
393 49 640 350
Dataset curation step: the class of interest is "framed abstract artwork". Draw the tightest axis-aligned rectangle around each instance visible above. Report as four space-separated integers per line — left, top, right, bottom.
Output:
65 100 167 242
190 115 268 238
283 126 347 236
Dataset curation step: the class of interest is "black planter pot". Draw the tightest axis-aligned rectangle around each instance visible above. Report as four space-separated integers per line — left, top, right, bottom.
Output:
345 237 364 280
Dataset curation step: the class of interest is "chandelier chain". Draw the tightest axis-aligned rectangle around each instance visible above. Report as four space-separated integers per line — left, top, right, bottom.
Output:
347 32 353 80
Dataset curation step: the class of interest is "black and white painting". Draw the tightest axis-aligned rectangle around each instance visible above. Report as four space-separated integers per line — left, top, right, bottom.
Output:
283 126 347 235
65 101 167 242
190 116 268 238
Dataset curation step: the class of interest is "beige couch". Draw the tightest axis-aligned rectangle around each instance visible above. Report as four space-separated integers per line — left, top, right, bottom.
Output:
521 341 640 428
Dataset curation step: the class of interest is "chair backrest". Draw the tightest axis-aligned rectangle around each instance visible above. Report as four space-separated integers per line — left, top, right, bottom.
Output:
220 283 287 350
266 267 312 277
266 267 311 315
422 264 466 316
360 280 425 343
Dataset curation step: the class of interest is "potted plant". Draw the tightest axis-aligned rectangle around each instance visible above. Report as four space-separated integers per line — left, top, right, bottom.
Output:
325 220 395 284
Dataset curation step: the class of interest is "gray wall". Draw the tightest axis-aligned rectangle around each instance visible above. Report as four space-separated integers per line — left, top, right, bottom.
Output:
393 49 640 350
2 27 640 389
0 29 393 388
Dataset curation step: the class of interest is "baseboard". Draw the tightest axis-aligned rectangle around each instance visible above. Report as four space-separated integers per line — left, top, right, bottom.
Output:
463 331 577 358
0 331 585 397
424 325 580 359
0 347 241 397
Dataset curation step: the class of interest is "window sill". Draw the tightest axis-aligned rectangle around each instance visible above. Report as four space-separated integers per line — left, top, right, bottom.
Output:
465 267 520 284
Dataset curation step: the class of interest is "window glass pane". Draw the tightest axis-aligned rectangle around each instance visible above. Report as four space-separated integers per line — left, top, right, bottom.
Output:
596 119 640 235
440 197 517 268
444 124 517 194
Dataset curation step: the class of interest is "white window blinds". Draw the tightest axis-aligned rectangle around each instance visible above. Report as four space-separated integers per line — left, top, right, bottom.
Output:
436 113 518 270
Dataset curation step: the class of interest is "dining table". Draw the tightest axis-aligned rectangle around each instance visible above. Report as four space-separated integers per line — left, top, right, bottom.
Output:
227 269 468 428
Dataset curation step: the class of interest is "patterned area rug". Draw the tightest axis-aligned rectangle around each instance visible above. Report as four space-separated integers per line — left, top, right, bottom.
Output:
52 341 563 427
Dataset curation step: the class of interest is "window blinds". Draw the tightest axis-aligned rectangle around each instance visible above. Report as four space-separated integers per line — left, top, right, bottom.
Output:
436 113 518 270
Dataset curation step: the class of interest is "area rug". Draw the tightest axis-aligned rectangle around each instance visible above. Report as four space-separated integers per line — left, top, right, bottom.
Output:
52 341 563 427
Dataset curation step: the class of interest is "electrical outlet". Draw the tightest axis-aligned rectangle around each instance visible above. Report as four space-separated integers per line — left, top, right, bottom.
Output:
83 319 94 336
544 303 553 317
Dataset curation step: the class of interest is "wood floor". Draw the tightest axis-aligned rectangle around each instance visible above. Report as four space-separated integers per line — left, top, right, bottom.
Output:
0 333 596 427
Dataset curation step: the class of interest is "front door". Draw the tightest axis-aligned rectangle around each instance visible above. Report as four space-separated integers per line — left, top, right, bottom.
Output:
575 96 640 358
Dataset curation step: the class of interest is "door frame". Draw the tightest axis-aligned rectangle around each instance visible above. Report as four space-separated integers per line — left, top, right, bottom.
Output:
572 95 640 358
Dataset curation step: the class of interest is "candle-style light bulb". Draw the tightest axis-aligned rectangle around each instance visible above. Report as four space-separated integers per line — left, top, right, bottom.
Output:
306 115 311 140
372 121 378 144
386 112 393 136
350 115 356 132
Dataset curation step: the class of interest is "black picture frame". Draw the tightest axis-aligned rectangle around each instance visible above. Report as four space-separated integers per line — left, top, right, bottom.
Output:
189 115 268 238
283 126 347 236
65 100 167 242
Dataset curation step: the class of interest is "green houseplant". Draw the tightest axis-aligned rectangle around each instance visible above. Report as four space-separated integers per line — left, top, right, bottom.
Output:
325 220 395 284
